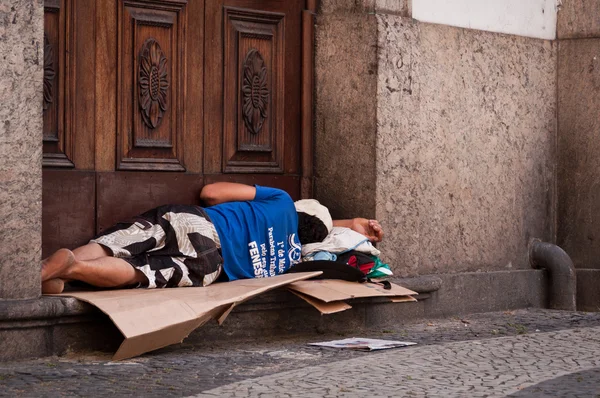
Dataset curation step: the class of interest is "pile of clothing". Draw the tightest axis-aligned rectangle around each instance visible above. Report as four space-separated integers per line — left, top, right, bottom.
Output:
301 227 392 279
291 199 391 282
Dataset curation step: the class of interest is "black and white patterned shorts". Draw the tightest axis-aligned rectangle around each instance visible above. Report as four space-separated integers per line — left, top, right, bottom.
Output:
91 205 223 288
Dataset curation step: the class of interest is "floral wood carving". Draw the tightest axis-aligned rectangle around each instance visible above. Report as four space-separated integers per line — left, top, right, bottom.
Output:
242 49 269 135
138 38 169 129
43 33 55 111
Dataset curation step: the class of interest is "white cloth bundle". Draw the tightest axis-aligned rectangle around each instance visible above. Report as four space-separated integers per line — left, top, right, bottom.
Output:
301 227 381 258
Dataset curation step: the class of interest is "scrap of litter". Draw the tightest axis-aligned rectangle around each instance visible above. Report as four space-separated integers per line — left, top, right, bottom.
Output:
309 337 417 351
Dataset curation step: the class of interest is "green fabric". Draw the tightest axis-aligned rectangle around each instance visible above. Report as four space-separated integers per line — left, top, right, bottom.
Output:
367 255 393 279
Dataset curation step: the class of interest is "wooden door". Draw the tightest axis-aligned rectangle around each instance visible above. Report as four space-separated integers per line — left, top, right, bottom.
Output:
41 0 316 256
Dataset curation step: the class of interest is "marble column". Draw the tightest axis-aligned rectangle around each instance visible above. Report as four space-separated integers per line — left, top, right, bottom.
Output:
0 0 44 299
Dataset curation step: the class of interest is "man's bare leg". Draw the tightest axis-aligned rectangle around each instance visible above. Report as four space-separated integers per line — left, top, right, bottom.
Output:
72 243 111 261
42 243 126 294
41 248 75 282
42 248 147 293
43 243 112 293
63 256 147 288
42 278 65 294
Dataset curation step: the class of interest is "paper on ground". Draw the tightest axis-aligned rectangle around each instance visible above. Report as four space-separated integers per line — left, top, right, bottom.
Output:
53 272 321 360
309 337 417 351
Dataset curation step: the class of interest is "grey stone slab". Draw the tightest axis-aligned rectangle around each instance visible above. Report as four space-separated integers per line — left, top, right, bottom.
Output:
393 275 442 294
431 270 547 315
375 17 557 276
0 327 50 361
0 296 93 321
0 0 44 299
576 269 600 311
557 38 600 270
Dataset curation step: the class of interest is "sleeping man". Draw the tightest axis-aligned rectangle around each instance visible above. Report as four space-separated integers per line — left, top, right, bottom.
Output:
41 182 384 294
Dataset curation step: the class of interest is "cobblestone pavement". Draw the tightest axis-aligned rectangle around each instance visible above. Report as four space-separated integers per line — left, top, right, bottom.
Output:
1 309 600 397
196 327 600 398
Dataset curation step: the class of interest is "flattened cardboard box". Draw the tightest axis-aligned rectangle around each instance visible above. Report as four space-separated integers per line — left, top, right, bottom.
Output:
53 272 321 360
288 280 417 314
289 290 352 314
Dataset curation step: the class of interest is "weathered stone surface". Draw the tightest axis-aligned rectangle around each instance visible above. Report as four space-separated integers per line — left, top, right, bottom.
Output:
576 269 600 311
2 309 600 397
194 326 600 397
319 0 410 16
319 0 377 14
392 274 442 293
314 13 378 219
557 0 600 39
0 328 49 361
557 39 600 270
0 269 548 361
0 297 93 321
432 270 547 315
0 317 121 361
376 17 557 276
0 0 44 299
375 0 411 16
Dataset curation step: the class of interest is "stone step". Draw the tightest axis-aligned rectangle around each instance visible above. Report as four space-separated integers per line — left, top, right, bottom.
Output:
0 270 548 361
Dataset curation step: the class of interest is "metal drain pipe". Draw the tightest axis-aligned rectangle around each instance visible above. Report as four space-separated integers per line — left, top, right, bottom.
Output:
528 239 576 311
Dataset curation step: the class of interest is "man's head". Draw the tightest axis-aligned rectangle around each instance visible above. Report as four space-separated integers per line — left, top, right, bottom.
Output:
294 199 332 245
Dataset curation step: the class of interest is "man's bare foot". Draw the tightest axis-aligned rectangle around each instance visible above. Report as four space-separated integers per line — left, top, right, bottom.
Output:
42 278 65 294
41 249 75 282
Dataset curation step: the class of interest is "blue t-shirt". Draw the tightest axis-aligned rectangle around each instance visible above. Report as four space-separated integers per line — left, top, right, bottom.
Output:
204 185 301 281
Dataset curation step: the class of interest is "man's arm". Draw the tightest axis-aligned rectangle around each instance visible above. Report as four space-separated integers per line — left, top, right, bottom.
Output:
200 182 256 206
333 218 384 242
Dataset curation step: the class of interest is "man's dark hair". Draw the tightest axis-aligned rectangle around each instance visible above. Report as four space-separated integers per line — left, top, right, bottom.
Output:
297 212 328 244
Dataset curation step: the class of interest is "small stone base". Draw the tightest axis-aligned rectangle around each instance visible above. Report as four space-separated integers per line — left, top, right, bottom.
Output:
0 297 121 361
576 269 600 312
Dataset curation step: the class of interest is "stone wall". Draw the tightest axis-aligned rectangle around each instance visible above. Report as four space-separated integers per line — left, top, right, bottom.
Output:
315 4 558 277
313 0 410 220
376 18 557 276
0 0 44 299
557 0 600 273
557 0 600 39
557 38 600 270
555 0 600 310
313 4 377 220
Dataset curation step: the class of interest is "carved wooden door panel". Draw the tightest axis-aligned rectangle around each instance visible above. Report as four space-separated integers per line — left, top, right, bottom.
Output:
42 0 207 255
42 0 316 256
204 0 309 194
94 0 206 233
42 0 97 256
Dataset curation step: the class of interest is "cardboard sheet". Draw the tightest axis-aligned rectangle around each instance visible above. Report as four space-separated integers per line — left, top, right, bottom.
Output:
289 290 352 314
287 280 418 303
391 296 418 303
55 272 321 360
